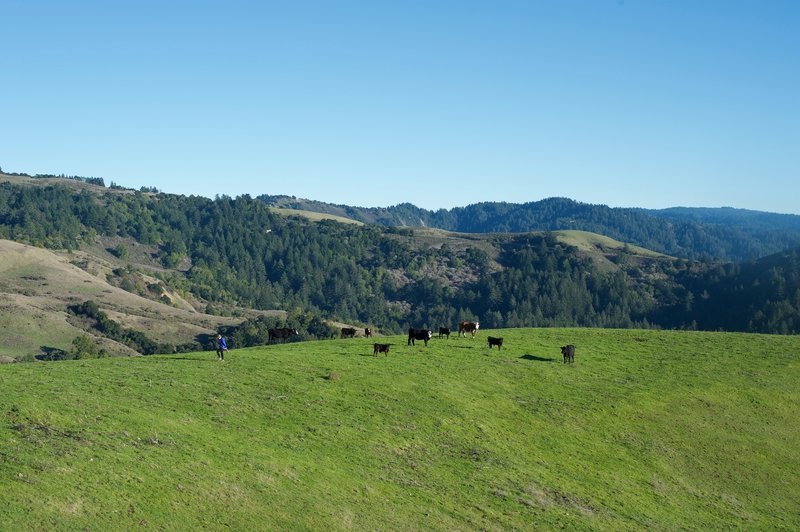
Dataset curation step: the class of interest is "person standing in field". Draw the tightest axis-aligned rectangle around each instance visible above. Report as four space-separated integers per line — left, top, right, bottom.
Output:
216 334 228 361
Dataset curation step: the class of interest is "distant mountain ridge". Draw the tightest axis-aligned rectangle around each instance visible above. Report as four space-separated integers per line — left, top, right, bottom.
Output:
258 195 800 261
645 206 800 231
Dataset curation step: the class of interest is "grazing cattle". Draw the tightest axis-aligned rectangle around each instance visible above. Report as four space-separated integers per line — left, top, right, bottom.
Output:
373 343 390 356
458 321 480 338
268 327 299 344
364 328 372 338
561 344 575 364
408 328 433 346
438 327 451 339
487 336 503 350
341 327 356 339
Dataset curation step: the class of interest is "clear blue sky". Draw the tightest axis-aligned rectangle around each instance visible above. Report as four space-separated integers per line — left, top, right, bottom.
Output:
2 1 798 213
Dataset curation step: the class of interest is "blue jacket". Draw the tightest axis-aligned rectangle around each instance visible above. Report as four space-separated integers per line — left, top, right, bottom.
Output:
217 336 228 349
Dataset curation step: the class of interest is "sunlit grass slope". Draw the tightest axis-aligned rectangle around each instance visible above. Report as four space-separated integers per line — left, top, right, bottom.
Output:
269 207 364 225
1 328 798 530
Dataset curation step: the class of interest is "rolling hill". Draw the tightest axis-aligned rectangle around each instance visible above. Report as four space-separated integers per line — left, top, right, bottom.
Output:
0 225 669 361
2 169 798 529
1 328 798 529
3 171 800 350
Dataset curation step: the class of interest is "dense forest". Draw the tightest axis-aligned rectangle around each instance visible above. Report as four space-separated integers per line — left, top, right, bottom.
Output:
2 177 800 337
260 195 800 262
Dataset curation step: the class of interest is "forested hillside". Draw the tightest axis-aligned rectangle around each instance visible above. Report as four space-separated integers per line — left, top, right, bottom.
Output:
260 195 800 261
2 175 800 350
655 248 800 334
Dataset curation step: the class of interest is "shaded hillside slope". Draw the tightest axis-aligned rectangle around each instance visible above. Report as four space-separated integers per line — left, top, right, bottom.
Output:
656 247 800 334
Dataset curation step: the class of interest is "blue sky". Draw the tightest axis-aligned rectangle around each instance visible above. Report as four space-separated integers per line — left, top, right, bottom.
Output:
1 1 798 213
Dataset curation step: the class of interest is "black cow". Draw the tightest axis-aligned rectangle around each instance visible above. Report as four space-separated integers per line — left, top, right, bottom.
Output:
487 336 503 350
341 327 356 339
364 328 372 338
561 344 575 364
373 343 391 356
408 328 433 346
268 327 299 344
458 321 480 338
438 327 451 339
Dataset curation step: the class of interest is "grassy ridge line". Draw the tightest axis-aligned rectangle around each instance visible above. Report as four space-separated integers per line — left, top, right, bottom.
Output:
555 230 667 257
1 328 798 530
269 207 364 225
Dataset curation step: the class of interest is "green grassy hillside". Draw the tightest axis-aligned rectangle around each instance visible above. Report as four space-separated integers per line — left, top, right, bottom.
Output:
1 328 798 530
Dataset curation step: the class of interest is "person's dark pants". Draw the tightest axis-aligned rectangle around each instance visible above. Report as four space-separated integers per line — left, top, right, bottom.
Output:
216 348 224 360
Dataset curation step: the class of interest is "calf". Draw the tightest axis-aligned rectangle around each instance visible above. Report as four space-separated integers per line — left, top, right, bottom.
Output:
438 327 451 339
341 327 356 339
487 336 503 350
408 328 433 346
561 344 575 364
373 343 390 356
364 328 372 338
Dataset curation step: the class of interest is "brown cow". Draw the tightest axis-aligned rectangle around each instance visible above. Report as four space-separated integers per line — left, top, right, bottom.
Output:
364 328 372 338
373 343 390 356
458 321 480 338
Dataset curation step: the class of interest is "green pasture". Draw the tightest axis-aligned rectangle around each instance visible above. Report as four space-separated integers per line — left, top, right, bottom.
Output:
1 328 798 530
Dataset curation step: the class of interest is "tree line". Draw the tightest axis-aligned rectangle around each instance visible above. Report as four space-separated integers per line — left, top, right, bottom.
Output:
2 181 799 338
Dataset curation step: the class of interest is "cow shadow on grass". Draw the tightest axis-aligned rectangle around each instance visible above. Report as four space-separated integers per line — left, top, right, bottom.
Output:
195 333 217 350
162 355 211 362
36 346 69 361
520 354 555 362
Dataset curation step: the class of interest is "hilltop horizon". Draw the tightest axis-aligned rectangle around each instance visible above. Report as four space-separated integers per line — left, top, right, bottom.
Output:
4 168 800 217
261 192 800 218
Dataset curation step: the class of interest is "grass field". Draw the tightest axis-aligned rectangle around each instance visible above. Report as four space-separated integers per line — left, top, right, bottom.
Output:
1 328 798 530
